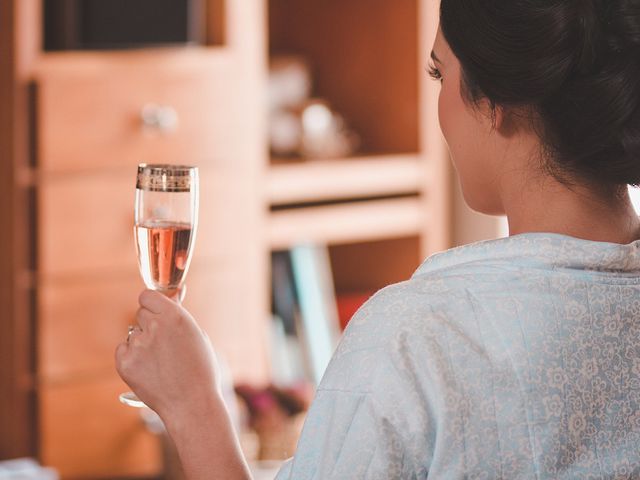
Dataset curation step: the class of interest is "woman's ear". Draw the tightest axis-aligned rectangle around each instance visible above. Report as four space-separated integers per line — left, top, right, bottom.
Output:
493 104 506 132
495 105 528 138
475 98 509 135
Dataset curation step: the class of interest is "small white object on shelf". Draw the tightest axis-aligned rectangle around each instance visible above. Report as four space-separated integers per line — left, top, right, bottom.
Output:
268 56 359 158
269 56 312 112
299 100 359 159
0 458 58 480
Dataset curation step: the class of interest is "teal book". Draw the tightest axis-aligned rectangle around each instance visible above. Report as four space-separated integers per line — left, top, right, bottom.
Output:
289 244 340 385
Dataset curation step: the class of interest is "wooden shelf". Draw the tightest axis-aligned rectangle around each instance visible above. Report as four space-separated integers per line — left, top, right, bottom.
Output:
268 196 425 249
267 154 424 206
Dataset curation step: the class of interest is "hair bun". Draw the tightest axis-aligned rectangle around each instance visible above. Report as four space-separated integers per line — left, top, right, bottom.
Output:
574 1 606 73
577 0 640 71
609 0 640 50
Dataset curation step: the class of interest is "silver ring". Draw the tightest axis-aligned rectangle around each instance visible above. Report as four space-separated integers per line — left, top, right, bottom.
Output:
127 325 141 343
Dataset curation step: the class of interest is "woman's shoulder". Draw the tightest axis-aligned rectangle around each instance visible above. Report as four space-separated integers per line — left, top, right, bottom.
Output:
335 237 526 355
327 274 477 381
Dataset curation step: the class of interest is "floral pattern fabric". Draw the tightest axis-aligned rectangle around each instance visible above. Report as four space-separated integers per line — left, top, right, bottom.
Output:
275 233 640 479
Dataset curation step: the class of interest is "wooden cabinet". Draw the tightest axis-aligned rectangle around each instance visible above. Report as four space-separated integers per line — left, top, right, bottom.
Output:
1 0 450 477
3 0 269 477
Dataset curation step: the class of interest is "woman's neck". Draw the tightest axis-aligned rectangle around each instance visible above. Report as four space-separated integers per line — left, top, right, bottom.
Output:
502 173 640 245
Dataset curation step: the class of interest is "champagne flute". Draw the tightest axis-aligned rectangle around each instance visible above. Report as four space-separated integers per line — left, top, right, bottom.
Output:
119 164 199 408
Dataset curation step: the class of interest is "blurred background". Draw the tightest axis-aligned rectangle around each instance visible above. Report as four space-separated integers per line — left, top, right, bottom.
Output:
0 0 505 478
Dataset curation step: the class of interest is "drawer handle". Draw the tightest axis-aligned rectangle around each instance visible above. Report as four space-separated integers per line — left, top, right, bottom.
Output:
140 103 179 133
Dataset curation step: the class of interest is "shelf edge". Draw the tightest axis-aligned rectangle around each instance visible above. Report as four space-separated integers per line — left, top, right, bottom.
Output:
268 197 426 249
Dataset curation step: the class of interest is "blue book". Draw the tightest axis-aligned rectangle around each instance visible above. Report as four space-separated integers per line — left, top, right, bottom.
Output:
289 244 341 385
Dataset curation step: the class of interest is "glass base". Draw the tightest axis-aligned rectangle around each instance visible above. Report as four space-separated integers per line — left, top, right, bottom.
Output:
119 391 147 408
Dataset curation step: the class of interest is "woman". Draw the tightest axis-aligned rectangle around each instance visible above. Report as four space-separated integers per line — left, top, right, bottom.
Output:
116 0 640 478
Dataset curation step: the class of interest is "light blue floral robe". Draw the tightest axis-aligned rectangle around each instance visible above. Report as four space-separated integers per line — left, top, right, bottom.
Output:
275 233 640 479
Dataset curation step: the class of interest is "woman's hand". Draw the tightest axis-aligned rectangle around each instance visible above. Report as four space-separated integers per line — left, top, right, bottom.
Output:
115 290 252 479
115 289 220 419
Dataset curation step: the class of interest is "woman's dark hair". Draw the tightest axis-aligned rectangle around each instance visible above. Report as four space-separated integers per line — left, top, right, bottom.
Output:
440 0 640 186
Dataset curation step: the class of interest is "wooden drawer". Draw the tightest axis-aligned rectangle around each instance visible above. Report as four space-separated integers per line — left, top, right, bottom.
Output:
38 274 140 381
38 167 258 278
39 264 269 384
39 376 162 479
36 57 252 172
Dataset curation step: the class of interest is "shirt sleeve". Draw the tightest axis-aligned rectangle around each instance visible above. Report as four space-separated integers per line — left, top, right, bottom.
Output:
274 284 437 479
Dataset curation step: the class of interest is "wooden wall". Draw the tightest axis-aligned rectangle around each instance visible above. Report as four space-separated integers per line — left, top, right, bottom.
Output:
0 0 38 460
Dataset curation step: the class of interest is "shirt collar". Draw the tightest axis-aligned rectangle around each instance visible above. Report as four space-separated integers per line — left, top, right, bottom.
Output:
413 232 640 278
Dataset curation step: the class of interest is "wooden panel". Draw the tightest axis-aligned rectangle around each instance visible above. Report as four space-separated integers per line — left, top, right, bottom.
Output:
39 263 270 385
38 274 141 381
16 0 40 77
0 0 39 460
39 376 162 479
38 170 135 278
36 47 229 74
36 53 252 173
38 168 254 279
330 236 422 293
267 154 424 205
269 0 419 154
182 264 270 385
206 0 227 45
268 197 426 249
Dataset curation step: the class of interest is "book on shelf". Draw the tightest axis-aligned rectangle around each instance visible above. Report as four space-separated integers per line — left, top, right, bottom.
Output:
270 244 341 386
269 314 306 385
271 251 306 385
290 244 341 385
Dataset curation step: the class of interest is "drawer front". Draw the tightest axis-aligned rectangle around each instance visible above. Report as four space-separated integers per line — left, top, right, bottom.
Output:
38 168 257 278
37 60 253 172
39 377 162 478
38 275 140 380
39 265 269 384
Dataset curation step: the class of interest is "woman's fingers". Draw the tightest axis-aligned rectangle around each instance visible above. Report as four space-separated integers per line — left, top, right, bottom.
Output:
138 289 172 313
132 291 189 350
115 340 128 361
114 339 132 376
139 288 185 314
135 306 155 331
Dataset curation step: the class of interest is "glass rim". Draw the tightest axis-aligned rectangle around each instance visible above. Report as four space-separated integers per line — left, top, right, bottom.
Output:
137 163 198 174
136 163 198 192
